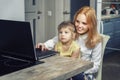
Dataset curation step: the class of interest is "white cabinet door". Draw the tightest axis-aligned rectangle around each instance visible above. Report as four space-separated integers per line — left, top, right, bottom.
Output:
25 0 70 44
55 0 70 34
25 0 45 44
63 0 71 21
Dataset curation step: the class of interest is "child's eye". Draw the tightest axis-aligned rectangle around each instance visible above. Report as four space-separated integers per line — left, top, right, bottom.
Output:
65 31 68 34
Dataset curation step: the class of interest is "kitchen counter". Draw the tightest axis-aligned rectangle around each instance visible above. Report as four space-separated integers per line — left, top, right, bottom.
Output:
0 55 93 80
102 14 120 20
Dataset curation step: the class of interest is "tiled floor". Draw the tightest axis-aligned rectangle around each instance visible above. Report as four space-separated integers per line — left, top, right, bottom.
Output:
102 51 120 80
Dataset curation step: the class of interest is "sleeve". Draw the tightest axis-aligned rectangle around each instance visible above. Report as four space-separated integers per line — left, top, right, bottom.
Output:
44 36 58 50
72 42 80 52
85 42 102 74
54 42 58 51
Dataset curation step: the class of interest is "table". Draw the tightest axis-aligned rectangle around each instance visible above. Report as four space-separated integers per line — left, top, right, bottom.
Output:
0 55 93 80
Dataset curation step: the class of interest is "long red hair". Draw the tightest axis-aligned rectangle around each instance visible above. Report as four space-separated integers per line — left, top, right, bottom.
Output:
73 6 102 48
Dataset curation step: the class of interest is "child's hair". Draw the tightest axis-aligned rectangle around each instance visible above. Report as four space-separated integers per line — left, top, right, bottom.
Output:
58 21 75 33
58 21 76 40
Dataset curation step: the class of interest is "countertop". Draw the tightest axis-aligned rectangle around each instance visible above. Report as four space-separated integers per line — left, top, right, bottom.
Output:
102 14 120 20
0 55 93 80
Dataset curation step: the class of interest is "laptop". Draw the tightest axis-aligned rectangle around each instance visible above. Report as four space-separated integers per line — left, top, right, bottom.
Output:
0 19 57 76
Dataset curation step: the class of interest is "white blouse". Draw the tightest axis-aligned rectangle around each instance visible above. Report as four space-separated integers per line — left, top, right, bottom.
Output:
44 35 102 74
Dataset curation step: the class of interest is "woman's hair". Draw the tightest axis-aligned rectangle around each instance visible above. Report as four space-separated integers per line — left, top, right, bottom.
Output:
73 6 102 48
58 21 76 39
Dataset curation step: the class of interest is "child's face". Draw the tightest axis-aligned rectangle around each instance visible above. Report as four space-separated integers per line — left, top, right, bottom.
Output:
58 27 73 43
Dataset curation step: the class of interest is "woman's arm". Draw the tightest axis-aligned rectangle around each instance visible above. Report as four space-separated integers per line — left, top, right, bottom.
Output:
36 36 58 51
44 36 58 50
85 42 102 74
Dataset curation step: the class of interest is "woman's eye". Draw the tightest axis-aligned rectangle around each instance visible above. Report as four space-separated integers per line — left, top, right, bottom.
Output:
76 20 79 23
83 22 87 25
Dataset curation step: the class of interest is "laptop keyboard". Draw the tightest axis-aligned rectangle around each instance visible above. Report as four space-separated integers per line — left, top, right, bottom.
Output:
0 55 36 76
35 48 58 59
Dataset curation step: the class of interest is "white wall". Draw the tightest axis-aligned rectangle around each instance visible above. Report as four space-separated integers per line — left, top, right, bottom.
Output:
0 0 25 21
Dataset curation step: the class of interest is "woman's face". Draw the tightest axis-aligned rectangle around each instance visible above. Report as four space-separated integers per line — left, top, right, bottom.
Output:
74 14 89 35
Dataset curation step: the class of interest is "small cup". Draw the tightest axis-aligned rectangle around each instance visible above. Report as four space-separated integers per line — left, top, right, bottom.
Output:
115 10 119 15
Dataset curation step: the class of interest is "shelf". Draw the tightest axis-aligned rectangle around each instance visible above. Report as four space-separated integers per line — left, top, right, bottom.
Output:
102 2 120 4
102 14 120 20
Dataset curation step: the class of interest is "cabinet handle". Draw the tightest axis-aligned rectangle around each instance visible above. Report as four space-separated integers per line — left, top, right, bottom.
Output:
37 11 42 14
104 19 110 23
63 11 70 14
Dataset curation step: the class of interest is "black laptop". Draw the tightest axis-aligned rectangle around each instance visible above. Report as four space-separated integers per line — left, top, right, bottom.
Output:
0 19 57 76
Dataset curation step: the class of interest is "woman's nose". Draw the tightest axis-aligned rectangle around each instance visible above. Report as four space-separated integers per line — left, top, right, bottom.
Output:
76 23 82 27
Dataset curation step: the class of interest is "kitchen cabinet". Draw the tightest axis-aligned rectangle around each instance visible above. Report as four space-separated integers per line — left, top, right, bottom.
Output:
96 0 120 54
103 17 120 54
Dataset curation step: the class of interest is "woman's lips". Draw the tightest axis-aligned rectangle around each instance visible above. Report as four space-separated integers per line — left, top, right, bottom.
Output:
77 27 82 31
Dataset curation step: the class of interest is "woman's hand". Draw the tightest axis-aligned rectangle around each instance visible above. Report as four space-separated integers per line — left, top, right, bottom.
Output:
36 43 48 51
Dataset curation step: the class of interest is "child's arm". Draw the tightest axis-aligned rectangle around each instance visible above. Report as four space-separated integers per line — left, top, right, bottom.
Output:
54 44 57 51
54 44 60 56
71 48 81 58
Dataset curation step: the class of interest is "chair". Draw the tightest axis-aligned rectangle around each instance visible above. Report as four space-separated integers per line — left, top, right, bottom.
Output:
95 34 110 80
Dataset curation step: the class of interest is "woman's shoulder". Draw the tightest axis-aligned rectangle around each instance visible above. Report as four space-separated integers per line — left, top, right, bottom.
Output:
95 34 102 44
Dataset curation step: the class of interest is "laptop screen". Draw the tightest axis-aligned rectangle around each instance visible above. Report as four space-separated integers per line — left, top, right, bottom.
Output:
0 19 37 61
